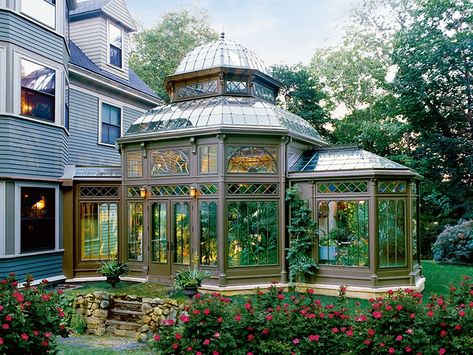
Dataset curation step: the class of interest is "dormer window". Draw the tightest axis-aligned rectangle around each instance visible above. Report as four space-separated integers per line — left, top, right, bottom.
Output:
108 22 123 68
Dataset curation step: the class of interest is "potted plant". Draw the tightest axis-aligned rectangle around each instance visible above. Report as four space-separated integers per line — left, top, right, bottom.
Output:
97 260 129 287
172 265 211 298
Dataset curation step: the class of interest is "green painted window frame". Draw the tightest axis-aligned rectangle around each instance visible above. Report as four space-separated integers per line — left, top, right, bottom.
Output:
200 201 218 267
128 202 143 261
199 145 218 174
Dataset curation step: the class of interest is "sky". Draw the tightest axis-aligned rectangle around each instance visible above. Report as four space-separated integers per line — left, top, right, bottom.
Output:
125 0 363 67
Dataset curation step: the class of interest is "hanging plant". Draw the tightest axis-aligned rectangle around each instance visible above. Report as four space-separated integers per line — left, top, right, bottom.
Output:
285 187 318 283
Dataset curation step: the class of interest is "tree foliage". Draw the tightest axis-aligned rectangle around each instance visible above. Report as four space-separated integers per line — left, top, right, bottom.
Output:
130 9 218 102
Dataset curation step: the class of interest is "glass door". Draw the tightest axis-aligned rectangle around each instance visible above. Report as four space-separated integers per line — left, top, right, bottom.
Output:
172 201 191 274
148 201 170 276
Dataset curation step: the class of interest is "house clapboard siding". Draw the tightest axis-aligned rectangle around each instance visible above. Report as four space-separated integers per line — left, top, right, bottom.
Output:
0 118 68 178
0 11 68 66
68 88 144 166
0 252 63 281
70 17 107 69
103 0 136 32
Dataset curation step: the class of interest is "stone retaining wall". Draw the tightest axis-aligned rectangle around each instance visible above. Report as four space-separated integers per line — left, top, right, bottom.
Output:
74 291 183 341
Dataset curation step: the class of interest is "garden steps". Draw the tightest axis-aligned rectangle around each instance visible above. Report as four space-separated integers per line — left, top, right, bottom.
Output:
105 319 141 338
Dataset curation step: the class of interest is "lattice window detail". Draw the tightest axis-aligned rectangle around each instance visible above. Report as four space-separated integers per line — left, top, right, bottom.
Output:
226 80 247 94
127 186 141 197
80 186 119 198
378 181 407 193
199 184 218 195
227 184 278 195
151 185 190 196
177 80 218 98
317 181 368 194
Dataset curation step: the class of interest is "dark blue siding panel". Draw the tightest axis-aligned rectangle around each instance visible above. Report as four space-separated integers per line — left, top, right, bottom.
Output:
0 117 68 178
68 89 144 166
0 252 63 281
0 10 68 65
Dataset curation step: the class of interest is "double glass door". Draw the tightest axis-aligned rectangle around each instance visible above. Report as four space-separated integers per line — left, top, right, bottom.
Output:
148 200 192 277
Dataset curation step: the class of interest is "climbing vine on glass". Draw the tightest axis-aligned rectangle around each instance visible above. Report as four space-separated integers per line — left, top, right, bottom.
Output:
286 187 318 283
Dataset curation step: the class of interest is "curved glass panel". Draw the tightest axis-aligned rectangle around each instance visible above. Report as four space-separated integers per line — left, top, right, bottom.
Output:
227 146 277 173
174 202 190 264
253 82 275 103
150 149 190 176
317 200 369 267
175 39 270 75
200 202 217 266
378 199 406 268
128 202 143 261
227 201 278 267
126 96 323 143
151 203 167 263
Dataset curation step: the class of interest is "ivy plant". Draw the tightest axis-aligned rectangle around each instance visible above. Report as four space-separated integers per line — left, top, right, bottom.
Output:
285 187 318 283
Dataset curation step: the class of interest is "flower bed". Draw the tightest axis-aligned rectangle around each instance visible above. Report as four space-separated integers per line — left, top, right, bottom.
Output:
0 273 67 354
154 278 473 354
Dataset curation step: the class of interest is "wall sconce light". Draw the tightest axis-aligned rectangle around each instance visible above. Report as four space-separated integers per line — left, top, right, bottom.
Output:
189 184 198 198
139 186 147 199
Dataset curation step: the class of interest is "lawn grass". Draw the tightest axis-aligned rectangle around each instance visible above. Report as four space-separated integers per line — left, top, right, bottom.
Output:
64 281 173 299
421 259 473 297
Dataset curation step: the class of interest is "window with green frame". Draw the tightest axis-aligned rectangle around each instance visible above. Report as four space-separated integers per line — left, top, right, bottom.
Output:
151 202 167 263
378 199 406 268
200 201 217 266
174 202 190 265
128 202 143 261
199 145 217 174
227 201 278 267
317 200 369 267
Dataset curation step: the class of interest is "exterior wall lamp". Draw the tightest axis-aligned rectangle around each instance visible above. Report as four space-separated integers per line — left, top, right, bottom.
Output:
189 184 198 198
139 186 147 199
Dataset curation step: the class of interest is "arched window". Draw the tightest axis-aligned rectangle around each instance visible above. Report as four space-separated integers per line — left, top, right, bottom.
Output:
227 146 277 173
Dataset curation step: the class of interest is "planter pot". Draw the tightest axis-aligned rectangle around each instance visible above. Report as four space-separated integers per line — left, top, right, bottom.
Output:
183 286 198 298
106 276 120 288
319 246 336 261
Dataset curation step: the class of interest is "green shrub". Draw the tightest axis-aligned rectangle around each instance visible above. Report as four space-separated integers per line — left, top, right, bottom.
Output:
432 220 473 264
0 273 68 354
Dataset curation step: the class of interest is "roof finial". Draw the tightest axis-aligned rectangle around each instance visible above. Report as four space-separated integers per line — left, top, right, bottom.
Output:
220 31 225 41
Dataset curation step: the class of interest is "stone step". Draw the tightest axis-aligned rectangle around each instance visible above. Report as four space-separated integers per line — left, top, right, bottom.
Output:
105 319 141 331
110 309 143 316
112 300 143 312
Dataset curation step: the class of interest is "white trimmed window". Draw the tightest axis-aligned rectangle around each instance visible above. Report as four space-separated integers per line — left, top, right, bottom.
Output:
0 46 5 114
16 183 59 255
21 0 56 29
108 21 123 68
100 102 122 146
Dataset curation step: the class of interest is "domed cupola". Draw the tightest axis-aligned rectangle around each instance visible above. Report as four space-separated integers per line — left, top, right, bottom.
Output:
125 35 325 145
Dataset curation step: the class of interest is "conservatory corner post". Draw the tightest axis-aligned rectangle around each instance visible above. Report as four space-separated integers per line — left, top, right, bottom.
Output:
369 178 378 287
279 137 289 283
217 134 227 286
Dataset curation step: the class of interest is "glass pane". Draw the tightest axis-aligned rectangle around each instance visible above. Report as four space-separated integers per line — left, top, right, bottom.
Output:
226 80 248 94
150 149 190 176
253 82 275 103
227 146 277 173
127 151 143 178
174 202 190 264
378 181 407 193
110 106 121 126
110 46 122 67
20 187 55 253
227 201 278 267
152 203 167 263
378 200 406 268
102 104 111 124
128 202 143 261
109 22 122 48
177 80 218 98
21 0 56 28
199 145 217 174
317 181 368 194
81 203 98 260
412 197 418 264
200 202 217 266
317 200 369 267
21 59 55 122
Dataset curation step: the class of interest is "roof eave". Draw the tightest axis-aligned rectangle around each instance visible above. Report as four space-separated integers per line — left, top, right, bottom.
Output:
288 169 422 180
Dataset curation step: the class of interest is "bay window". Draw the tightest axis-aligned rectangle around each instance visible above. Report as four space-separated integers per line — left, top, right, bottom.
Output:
20 59 56 122
21 0 56 29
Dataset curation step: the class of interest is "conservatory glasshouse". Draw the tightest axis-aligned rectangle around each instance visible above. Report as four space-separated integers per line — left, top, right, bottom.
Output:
75 35 423 297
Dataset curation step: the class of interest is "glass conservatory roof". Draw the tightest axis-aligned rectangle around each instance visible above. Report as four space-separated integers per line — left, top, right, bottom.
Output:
290 147 411 172
126 96 323 142
175 36 270 76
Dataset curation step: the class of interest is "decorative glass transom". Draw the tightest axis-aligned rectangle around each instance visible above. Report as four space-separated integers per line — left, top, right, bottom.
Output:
317 182 368 194
378 181 407 193
177 80 218 98
227 146 277 173
227 183 278 195
150 149 190 176
80 186 119 198
151 185 190 196
253 82 275 103
200 184 218 195
226 80 247 94
127 186 141 197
